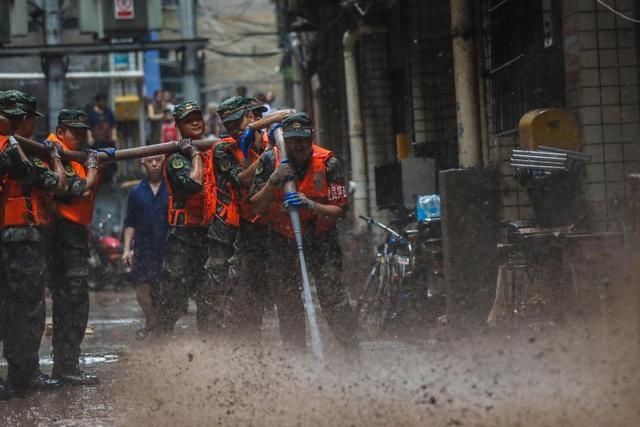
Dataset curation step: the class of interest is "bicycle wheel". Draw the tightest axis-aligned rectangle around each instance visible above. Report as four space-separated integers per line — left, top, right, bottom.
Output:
378 263 398 330
356 258 387 338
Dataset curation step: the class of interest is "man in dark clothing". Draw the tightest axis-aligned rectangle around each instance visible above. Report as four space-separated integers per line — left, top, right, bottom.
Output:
122 155 169 337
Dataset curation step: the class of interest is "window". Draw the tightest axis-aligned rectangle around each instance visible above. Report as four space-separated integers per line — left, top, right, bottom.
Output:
489 0 565 134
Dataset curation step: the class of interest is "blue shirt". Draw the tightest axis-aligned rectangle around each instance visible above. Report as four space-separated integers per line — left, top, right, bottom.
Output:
123 178 169 282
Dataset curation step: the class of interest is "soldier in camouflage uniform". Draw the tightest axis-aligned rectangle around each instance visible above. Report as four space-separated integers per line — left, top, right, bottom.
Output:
48 110 101 386
155 101 230 333
213 96 295 336
210 96 270 335
247 113 358 352
0 91 67 395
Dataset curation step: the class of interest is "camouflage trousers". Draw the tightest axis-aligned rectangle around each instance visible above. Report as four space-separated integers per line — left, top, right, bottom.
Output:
0 234 46 378
154 227 234 334
50 219 90 371
226 228 358 349
224 221 272 337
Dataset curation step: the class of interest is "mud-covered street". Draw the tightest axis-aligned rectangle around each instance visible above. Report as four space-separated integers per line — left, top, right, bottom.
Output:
2 289 639 427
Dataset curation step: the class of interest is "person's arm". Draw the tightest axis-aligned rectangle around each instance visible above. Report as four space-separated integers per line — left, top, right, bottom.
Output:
250 177 279 216
147 104 164 120
83 151 100 195
281 156 348 221
122 226 135 267
47 143 68 195
249 153 289 215
237 159 261 187
178 139 203 186
166 153 203 195
214 141 245 188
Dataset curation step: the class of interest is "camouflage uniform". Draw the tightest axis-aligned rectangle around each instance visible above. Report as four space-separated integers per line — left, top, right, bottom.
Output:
229 127 357 348
156 153 233 333
212 96 273 335
1 154 60 382
47 110 99 383
213 137 272 333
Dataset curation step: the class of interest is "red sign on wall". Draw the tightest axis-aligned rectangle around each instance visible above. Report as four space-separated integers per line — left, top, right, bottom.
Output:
115 0 135 20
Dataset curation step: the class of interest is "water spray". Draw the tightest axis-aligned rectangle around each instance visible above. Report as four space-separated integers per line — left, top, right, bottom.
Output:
273 126 325 362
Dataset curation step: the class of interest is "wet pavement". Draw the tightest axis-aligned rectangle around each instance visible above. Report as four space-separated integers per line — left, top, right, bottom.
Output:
1 289 639 426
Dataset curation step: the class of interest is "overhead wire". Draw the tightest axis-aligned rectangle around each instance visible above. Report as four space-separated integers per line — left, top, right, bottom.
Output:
595 0 640 24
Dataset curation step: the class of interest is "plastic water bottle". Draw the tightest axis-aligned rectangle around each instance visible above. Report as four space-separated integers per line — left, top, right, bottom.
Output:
417 194 440 221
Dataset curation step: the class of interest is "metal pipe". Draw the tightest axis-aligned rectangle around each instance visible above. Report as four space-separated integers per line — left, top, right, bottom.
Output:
343 26 386 231
473 0 490 167
45 0 65 131
180 0 199 100
451 0 482 168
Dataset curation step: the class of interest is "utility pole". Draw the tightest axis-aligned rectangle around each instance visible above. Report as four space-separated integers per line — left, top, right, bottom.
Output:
451 0 481 169
180 0 199 101
44 0 65 131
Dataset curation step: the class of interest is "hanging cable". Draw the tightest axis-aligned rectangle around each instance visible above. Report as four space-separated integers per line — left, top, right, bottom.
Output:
596 0 640 24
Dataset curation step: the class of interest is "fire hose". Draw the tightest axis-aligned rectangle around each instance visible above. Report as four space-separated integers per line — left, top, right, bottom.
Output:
273 126 325 362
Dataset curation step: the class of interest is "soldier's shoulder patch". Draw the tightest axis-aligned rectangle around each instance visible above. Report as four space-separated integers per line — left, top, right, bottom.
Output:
64 164 76 177
221 158 232 171
32 157 46 168
171 157 185 170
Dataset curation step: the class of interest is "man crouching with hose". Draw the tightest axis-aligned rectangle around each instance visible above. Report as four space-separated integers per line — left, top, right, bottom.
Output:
247 113 358 355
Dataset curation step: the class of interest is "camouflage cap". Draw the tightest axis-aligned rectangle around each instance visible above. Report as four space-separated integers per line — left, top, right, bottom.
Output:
58 109 91 129
0 90 28 117
172 100 202 121
282 112 313 139
217 96 267 124
15 92 44 117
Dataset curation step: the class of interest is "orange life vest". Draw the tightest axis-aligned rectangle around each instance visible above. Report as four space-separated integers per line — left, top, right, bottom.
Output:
0 135 52 227
167 146 217 227
262 144 336 239
53 134 96 226
213 136 241 228
229 131 271 224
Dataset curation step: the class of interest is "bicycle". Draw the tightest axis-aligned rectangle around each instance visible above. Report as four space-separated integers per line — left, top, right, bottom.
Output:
356 215 413 337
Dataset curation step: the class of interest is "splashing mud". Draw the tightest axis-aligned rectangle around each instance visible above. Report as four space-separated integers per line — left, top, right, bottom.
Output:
116 320 640 426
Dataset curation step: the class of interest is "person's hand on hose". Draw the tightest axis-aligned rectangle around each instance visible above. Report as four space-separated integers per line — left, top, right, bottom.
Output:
267 123 282 147
41 139 62 160
238 127 255 158
284 191 315 211
84 149 99 170
178 138 198 159
268 162 294 187
122 249 134 268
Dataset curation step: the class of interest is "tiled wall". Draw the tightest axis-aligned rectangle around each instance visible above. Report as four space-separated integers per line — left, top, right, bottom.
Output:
563 0 640 231
487 0 640 229
359 34 396 213
406 0 457 148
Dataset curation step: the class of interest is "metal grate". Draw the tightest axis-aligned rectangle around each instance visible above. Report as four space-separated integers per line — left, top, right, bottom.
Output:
489 0 565 134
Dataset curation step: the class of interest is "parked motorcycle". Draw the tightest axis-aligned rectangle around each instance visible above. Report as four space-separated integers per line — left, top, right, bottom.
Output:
88 213 130 291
